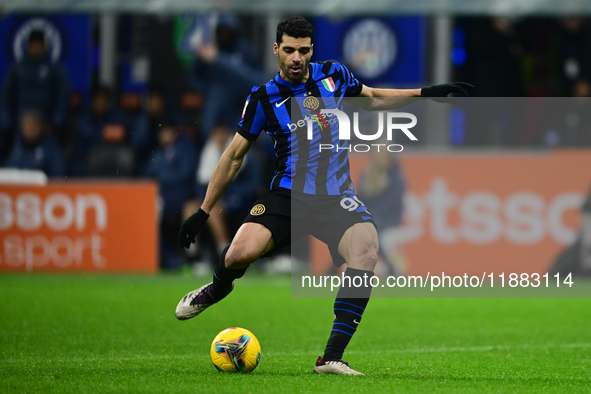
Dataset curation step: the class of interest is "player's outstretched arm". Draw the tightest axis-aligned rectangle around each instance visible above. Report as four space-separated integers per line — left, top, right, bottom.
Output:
358 84 421 99
355 85 421 110
178 133 253 248
354 82 473 110
359 82 473 98
421 82 474 97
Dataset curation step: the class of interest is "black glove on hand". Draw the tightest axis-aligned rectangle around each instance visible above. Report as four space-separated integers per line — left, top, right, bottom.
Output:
178 208 210 249
421 82 474 97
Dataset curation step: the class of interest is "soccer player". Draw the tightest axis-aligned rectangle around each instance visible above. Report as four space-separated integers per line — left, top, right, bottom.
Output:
176 16 472 375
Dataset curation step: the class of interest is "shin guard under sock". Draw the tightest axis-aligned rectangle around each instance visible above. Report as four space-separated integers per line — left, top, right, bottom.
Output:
210 244 247 300
323 267 373 361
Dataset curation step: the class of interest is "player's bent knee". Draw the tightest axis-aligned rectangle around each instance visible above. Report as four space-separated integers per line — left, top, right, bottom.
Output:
349 246 378 271
224 223 274 269
342 224 379 271
225 244 258 269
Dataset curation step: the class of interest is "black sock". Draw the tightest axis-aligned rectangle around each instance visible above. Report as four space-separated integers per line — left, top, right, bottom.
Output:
322 267 373 362
210 244 247 300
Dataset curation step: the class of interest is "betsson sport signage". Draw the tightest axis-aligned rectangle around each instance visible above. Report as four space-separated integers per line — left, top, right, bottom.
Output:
0 182 158 272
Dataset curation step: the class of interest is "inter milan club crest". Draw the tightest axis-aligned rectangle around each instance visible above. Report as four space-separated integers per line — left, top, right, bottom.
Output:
321 77 335 92
250 204 265 216
303 96 320 110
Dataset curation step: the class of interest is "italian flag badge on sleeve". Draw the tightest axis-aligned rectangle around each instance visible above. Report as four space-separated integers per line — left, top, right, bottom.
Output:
321 77 335 92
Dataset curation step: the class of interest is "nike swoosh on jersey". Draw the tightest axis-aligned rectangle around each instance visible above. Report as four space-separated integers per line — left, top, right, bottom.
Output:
275 97 290 107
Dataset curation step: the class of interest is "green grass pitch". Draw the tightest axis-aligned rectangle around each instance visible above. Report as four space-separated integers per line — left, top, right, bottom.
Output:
1 274 590 393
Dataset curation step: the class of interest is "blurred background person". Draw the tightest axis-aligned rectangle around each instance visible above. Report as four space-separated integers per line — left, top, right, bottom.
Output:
5 109 66 178
70 85 130 176
0 29 70 164
131 88 180 175
145 124 199 271
187 14 266 141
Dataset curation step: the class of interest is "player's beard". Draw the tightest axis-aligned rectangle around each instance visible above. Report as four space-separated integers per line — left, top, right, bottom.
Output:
281 61 309 83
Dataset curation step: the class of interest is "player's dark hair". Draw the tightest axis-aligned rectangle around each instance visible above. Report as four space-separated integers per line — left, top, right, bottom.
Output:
276 16 314 45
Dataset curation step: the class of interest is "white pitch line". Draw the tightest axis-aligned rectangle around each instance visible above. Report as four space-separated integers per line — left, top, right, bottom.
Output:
0 354 199 363
2 343 589 364
265 342 591 357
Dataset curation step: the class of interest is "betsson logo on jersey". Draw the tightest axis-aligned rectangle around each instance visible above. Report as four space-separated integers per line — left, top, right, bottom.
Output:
288 108 418 152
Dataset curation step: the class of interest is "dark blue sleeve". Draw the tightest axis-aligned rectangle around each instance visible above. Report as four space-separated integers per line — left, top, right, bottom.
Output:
236 89 267 141
339 63 362 97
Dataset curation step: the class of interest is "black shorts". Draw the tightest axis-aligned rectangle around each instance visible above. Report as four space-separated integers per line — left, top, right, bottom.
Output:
243 187 376 267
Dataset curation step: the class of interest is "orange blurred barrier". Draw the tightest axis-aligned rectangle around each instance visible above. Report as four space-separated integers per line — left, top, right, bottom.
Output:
311 150 591 275
0 181 158 273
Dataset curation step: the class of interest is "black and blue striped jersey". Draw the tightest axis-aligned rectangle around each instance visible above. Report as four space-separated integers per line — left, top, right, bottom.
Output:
237 60 362 196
